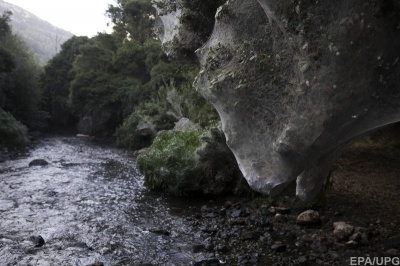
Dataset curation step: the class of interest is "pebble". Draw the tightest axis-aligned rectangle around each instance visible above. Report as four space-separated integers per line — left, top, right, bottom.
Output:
346 240 358 248
296 210 322 226
298 256 307 263
333 221 354 240
386 248 399 255
231 209 241 218
349 232 362 242
274 213 288 222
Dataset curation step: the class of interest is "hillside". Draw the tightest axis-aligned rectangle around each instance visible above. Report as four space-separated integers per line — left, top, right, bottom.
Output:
0 0 73 64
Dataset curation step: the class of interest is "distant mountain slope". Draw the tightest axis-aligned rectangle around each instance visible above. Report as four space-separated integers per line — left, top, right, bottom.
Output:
0 0 74 64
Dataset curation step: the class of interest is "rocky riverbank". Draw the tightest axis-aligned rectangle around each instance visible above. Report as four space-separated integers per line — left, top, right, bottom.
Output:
180 194 399 265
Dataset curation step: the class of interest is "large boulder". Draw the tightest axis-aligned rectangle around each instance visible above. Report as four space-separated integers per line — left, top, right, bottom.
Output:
130 118 158 150
155 0 400 200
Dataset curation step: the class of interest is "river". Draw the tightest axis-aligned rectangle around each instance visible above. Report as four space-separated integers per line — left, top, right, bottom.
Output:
0 136 216 266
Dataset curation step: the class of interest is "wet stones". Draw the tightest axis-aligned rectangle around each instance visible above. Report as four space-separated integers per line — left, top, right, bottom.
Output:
296 210 322 226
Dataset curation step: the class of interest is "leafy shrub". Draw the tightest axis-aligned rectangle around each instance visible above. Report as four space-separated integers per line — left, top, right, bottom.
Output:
0 109 29 148
116 112 142 148
137 129 206 196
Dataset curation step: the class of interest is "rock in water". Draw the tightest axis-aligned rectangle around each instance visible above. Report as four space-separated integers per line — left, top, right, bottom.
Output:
30 235 45 247
29 159 49 167
154 0 400 200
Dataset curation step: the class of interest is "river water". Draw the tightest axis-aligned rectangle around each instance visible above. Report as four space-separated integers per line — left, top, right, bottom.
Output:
0 136 214 266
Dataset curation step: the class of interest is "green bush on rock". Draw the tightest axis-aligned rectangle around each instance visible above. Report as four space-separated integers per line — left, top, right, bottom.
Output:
137 129 205 196
137 126 252 197
0 109 29 148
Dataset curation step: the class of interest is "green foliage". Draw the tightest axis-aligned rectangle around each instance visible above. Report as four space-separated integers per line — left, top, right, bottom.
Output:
0 13 47 131
178 81 219 127
1 35 47 129
115 112 142 148
0 109 29 148
41 36 89 130
68 34 123 124
0 45 15 72
73 43 115 74
107 0 155 43
70 71 129 116
147 62 219 127
137 128 206 195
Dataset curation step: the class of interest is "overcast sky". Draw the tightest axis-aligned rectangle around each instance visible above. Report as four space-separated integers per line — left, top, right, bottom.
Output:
4 0 115 37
